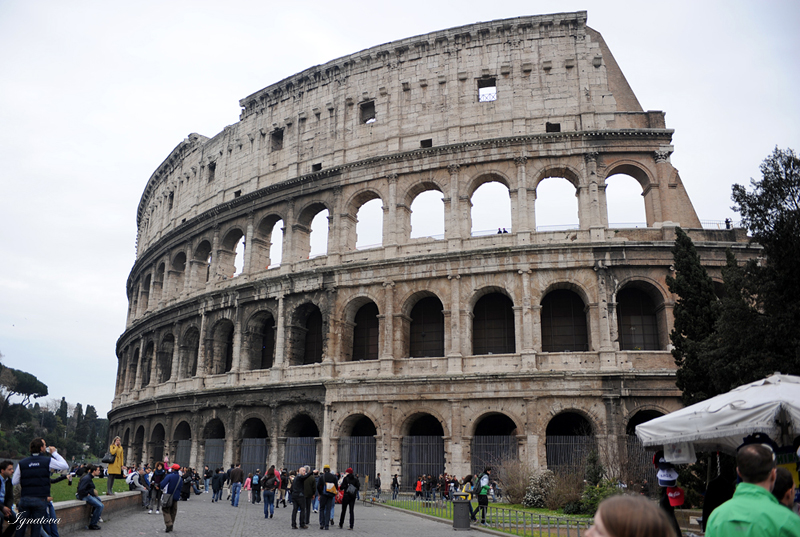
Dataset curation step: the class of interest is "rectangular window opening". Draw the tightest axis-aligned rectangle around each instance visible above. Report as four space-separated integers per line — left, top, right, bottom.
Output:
478 78 497 102
360 101 376 124
207 162 216 182
271 129 284 151
420 139 433 148
234 190 242 198
311 163 322 172
546 122 561 133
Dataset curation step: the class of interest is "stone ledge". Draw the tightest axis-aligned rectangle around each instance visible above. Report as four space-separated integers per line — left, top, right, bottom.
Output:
54 491 141 535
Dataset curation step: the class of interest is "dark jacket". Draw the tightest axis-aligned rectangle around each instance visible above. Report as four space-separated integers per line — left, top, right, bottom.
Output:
303 473 316 497
341 473 360 498
77 473 96 500
229 467 244 484
2 476 13 514
291 473 312 497
211 472 225 492
161 471 184 501
317 470 338 497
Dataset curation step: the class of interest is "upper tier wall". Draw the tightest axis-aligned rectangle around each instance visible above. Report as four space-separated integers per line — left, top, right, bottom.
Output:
134 11 660 258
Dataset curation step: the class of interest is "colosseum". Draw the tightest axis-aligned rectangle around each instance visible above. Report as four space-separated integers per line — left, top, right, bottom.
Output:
110 11 755 485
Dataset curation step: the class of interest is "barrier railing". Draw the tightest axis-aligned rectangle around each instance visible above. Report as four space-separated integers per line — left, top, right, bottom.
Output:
384 496 592 536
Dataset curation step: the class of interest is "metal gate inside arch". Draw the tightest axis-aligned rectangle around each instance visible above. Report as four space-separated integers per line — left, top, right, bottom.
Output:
284 438 316 469
204 439 225 470
337 437 376 484
471 435 518 473
175 440 191 467
241 438 269 476
401 436 444 491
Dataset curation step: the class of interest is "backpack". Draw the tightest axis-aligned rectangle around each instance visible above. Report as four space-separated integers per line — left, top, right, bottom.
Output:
126 473 138 490
252 474 259 485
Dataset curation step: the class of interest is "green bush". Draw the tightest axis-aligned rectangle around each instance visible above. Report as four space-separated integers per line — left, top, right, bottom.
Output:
579 479 622 515
522 469 555 508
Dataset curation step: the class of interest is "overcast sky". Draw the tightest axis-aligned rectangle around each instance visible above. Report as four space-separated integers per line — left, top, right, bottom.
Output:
1 0 798 418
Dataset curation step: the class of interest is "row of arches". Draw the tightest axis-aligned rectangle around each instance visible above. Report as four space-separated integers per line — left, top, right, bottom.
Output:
129 157 674 324
118 283 665 393
119 408 663 488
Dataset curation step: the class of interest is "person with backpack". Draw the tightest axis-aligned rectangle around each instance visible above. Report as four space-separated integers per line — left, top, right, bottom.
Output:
159 464 184 533
338 468 360 530
473 468 492 525
263 466 278 519
251 469 261 504
317 465 338 530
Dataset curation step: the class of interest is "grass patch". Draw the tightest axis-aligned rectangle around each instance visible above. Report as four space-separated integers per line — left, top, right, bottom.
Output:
50 478 131 503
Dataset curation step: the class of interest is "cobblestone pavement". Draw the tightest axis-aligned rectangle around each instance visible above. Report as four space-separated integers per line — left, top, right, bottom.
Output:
90 493 477 536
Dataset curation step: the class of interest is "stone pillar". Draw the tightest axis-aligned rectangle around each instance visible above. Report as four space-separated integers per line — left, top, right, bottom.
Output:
653 149 672 224
223 410 236 469
514 156 531 234
230 305 243 374
531 305 542 354
520 268 536 369
584 153 605 241
447 274 463 373
321 404 331 468
281 199 295 267
449 400 466 477
242 212 255 274
271 295 286 381
594 262 615 352
524 398 540 469
269 403 279 468
445 165 464 245
190 414 200 469
384 173 399 256
209 226 221 281
170 322 181 381
133 335 146 389
380 281 395 375
196 312 209 378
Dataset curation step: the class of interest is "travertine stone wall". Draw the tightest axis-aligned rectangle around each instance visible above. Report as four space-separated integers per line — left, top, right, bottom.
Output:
110 12 756 480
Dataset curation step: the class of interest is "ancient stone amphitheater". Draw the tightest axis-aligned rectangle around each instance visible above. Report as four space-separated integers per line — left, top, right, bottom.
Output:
110 12 753 485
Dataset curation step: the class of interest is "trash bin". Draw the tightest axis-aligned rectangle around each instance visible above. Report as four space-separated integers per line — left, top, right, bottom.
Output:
453 492 471 531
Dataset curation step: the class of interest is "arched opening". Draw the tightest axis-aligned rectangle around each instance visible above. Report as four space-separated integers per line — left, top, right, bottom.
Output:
127 348 139 390
157 334 174 383
210 319 235 374
255 215 283 269
194 240 212 284
605 174 646 228
181 327 200 378
219 228 245 278
141 342 154 387
352 302 379 361
540 289 589 352
290 304 324 366
472 292 515 355
132 426 145 467
471 181 512 236
269 222 284 268
173 421 192 468
409 296 445 358
625 410 665 486
203 419 226 471
337 415 377 485
240 418 269 477
150 424 166 466
535 177 579 231
616 286 662 350
248 312 275 370
401 414 445 491
309 209 329 258
472 413 518 473
170 252 186 295
409 190 444 240
141 274 151 312
356 198 383 250
284 414 319 470
154 263 165 303
545 412 596 475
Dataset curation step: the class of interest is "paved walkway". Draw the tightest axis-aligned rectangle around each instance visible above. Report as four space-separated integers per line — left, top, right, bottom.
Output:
92 493 470 536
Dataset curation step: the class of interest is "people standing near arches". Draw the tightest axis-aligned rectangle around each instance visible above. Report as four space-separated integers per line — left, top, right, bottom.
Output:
106 436 124 496
339 468 360 530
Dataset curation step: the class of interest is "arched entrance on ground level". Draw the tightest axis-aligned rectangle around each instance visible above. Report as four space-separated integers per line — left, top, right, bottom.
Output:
203 419 226 471
240 418 269 477
471 414 518 474
150 424 166 467
625 410 664 487
337 415 377 485
545 412 596 476
132 426 145 467
284 415 319 470
401 414 445 492
173 421 192 467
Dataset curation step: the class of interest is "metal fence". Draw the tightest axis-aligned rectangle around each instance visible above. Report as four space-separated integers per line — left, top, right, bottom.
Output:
401 436 444 491
545 436 595 476
471 435 518 474
284 437 316 470
623 435 657 490
174 439 191 468
386 496 592 536
204 439 225 470
241 438 269 477
337 436 376 484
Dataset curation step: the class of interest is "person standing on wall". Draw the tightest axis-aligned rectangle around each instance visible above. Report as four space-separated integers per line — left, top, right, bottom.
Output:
106 436 124 496
12 438 69 537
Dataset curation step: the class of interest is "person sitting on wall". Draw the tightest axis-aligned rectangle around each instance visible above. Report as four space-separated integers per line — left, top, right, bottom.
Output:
77 464 104 531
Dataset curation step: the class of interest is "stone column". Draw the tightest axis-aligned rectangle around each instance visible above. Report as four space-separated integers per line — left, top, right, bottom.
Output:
652 149 672 224
447 274 463 373
230 305 243 375
170 322 181 381
520 268 536 369
524 398 541 469
271 295 286 381
445 165 463 246
380 281 395 375
584 153 605 241
223 410 236 469
321 404 331 468
190 414 201 469
269 403 280 468
133 335 146 389
196 311 209 378
384 173 398 257
242 211 255 274
514 156 531 235
449 400 466 477
594 262 615 353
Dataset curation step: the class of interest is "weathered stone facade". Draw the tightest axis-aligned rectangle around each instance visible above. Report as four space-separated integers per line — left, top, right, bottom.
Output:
110 12 756 482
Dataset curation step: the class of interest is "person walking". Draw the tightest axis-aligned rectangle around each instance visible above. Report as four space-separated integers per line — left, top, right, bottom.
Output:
229 463 244 507
106 436 124 496
251 469 262 504
77 464 103 530
12 438 69 537
338 468 360 530
159 464 184 533
374 473 382 500
211 468 225 503
263 466 277 519
474 468 491 525
317 465 338 530
391 474 399 500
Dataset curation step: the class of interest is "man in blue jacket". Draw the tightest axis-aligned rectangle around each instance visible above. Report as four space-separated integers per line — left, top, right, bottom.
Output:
77 465 103 530
12 438 69 537
159 464 184 533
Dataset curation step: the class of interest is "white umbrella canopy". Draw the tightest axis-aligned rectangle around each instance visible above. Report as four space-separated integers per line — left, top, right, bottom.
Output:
636 373 800 454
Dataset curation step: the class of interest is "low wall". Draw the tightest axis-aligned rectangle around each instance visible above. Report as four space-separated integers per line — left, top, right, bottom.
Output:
54 491 141 534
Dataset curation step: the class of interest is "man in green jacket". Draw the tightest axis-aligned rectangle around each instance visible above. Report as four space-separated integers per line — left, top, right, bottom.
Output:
706 443 800 537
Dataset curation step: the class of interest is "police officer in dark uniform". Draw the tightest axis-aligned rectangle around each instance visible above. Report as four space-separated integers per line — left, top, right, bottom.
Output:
12 438 69 537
